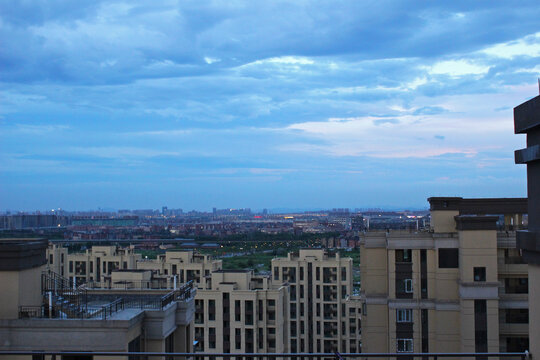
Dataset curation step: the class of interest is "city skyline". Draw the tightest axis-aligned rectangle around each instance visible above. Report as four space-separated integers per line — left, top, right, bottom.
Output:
1 1 539 211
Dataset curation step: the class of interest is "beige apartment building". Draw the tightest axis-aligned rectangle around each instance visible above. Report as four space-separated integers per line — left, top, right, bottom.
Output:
271 249 361 354
137 250 222 289
360 197 529 353
47 244 142 285
0 238 196 359
194 269 289 354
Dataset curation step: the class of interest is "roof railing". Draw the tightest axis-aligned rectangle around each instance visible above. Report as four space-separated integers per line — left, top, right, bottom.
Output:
0 351 531 360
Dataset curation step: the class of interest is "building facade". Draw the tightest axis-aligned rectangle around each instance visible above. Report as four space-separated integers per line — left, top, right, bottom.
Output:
194 270 289 354
47 244 142 285
271 249 360 354
137 250 222 289
360 197 529 353
0 238 196 359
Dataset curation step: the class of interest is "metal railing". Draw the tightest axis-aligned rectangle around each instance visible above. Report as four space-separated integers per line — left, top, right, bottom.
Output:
20 280 195 320
0 351 531 360
85 279 171 290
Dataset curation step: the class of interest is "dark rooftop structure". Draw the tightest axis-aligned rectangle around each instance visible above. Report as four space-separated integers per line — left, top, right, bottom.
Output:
514 94 540 264
0 238 48 271
428 197 528 214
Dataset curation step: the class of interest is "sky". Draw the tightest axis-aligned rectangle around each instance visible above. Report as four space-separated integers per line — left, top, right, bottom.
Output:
1 1 539 212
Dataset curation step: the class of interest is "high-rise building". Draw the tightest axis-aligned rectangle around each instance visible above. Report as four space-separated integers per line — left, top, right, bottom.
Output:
360 197 528 353
271 249 360 353
194 270 289 354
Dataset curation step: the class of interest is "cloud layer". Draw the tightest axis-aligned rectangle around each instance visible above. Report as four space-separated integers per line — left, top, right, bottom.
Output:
1 1 538 210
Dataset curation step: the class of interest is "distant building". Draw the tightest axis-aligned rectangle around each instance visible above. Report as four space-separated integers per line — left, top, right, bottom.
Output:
47 244 142 284
71 216 138 227
0 214 66 229
136 250 222 289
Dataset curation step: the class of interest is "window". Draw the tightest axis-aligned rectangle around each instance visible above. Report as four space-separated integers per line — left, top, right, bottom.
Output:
397 309 412 323
208 300 215 321
397 339 413 352
396 249 412 263
69 261 73 273
235 328 241 349
505 309 528 324
438 248 459 268
474 267 486 282
505 278 528 294
49 254 53 264
235 300 241 321
405 279 413 293
274 267 279 280
75 261 86 275
474 300 487 352
507 337 529 352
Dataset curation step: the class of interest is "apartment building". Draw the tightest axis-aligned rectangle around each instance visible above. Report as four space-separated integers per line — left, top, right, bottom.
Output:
47 244 142 285
271 249 360 354
0 238 196 359
359 197 528 353
194 269 289 354
137 250 222 289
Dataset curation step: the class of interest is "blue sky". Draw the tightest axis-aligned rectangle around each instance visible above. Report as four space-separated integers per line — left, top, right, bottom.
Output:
1 1 539 211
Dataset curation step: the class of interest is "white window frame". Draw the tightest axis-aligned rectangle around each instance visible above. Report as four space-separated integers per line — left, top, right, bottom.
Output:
397 338 413 352
396 309 413 323
404 279 413 293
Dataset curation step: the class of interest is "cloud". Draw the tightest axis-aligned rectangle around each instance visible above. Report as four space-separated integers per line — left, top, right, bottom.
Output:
413 106 448 116
482 32 540 59
373 119 400 126
1 1 538 209
428 60 489 77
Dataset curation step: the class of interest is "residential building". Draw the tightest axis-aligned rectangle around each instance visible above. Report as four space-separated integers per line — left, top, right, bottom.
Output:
47 244 142 285
0 238 196 359
271 249 359 353
194 270 289 354
359 197 529 353
136 250 222 289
